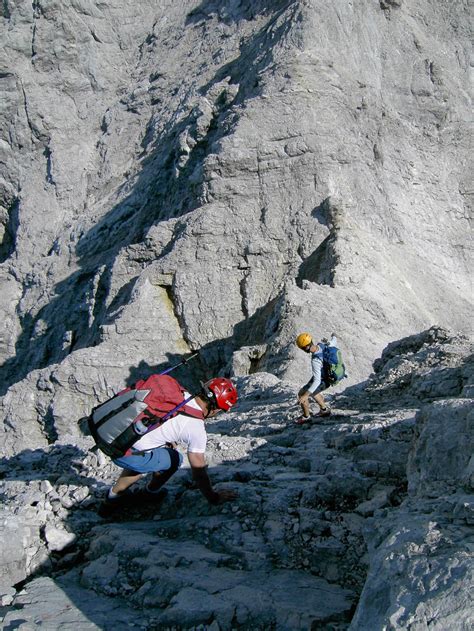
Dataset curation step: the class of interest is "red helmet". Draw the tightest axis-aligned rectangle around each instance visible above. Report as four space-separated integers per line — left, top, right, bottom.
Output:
204 378 238 411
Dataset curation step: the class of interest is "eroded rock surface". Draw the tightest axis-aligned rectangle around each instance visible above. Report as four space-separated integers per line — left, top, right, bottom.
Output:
0 1 472 458
0 0 472 628
1 329 472 629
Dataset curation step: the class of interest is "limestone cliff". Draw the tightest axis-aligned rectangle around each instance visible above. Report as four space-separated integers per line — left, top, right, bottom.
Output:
0 2 472 444
0 0 473 628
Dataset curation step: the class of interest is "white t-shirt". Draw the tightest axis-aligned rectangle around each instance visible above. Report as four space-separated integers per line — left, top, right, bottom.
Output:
133 394 207 453
307 335 338 393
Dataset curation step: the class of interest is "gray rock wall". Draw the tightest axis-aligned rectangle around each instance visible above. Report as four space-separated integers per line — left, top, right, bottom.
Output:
0 1 473 625
1 2 472 408
350 397 474 631
342 328 474 630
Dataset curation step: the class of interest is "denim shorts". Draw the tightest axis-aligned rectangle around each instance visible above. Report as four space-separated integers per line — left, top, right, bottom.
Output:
113 447 183 474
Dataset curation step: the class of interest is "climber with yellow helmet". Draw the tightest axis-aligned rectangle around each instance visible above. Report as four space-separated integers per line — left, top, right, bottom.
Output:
295 331 343 425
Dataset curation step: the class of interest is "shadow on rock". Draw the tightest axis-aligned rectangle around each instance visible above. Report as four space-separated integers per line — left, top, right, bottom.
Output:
1 385 364 630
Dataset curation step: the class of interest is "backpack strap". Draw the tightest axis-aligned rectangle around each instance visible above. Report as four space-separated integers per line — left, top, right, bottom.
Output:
144 394 204 434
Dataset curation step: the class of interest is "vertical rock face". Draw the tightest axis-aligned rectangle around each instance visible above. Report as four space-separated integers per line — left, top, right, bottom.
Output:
350 406 473 631
0 2 471 409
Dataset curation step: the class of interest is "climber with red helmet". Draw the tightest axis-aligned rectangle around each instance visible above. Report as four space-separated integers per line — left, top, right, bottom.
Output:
98 376 238 517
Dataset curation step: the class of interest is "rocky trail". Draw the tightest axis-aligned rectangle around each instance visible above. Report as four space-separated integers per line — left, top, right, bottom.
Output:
1 328 472 629
1 1 472 628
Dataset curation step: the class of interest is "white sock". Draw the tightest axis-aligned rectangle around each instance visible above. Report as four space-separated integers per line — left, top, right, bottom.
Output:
108 488 119 499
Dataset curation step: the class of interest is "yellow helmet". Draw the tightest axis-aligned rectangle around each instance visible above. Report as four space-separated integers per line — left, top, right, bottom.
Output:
296 332 312 349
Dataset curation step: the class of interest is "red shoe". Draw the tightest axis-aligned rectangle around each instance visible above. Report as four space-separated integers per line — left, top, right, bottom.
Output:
295 415 311 425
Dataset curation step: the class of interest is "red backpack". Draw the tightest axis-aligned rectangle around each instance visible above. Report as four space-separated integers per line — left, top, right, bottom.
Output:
88 374 203 458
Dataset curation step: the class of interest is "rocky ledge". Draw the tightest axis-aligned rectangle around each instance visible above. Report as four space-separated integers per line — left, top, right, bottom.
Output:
1 327 473 629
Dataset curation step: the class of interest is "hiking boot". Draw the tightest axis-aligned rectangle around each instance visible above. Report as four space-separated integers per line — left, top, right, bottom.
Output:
97 487 168 518
131 487 168 504
294 415 312 425
97 492 128 518
97 487 144 517
315 407 331 418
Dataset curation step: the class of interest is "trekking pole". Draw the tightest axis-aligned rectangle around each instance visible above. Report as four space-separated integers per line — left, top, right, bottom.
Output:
158 351 199 376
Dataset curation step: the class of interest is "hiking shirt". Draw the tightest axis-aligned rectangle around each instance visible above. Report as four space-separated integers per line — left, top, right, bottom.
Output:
132 394 207 453
307 335 337 393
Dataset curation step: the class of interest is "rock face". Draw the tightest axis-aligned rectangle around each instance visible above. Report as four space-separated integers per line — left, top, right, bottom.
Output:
352 400 473 631
340 328 474 630
1 329 472 629
0 0 473 628
0 1 472 458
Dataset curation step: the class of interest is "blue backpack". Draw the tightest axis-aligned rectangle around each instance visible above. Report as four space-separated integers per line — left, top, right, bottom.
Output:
322 345 346 385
